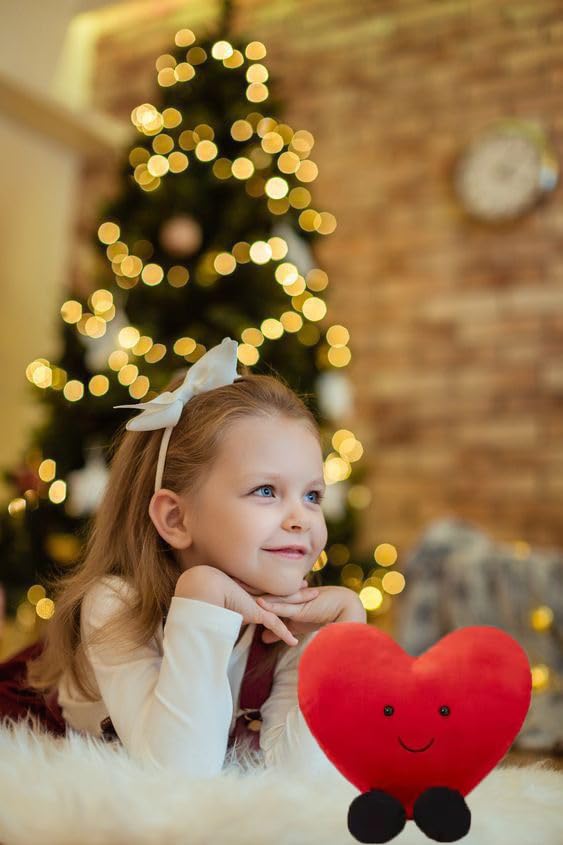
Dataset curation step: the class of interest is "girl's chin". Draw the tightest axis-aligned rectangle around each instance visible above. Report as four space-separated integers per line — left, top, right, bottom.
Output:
232 578 263 596
233 576 302 597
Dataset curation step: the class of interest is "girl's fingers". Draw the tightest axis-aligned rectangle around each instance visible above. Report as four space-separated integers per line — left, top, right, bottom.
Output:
260 610 298 646
258 598 300 618
259 587 319 604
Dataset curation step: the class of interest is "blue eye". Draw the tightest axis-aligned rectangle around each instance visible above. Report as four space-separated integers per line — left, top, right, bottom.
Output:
252 485 325 503
255 485 274 497
306 490 324 504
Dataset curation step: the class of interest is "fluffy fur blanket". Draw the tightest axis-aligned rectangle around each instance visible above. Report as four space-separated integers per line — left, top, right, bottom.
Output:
0 719 562 845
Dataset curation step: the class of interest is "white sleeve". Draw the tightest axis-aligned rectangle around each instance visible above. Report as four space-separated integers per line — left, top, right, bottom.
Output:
81 578 243 778
258 629 333 773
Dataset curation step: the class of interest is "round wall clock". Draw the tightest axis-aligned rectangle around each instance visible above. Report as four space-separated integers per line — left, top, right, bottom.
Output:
454 120 558 223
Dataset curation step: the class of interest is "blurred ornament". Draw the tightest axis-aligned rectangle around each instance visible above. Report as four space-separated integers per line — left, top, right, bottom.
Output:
8 461 41 496
159 215 203 257
316 370 354 421
66 448 109 517
45 532 82 566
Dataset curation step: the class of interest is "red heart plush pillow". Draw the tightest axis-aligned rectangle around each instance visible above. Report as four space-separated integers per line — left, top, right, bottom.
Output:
298 625 531 819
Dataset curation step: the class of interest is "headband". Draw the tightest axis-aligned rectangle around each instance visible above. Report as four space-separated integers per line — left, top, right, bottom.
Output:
113 336 239 493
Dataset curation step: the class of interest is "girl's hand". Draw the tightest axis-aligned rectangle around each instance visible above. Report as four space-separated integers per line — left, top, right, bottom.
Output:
256 585 367 644
222 575 320 648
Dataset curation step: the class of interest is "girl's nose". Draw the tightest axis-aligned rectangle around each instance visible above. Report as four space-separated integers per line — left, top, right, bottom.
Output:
282 505 308 531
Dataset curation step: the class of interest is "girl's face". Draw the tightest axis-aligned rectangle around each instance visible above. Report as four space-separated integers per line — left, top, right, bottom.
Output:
180 415 328 597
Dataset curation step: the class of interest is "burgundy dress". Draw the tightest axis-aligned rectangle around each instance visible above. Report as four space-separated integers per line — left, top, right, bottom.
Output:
0 623 276 753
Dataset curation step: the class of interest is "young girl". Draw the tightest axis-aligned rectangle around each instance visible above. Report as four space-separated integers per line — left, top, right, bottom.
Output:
22 337 366 777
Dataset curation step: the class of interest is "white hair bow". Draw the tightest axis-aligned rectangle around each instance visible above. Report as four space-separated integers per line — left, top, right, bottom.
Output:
114 337 239 492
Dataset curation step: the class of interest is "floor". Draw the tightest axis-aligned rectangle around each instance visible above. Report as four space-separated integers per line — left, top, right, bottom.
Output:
505 749 563 772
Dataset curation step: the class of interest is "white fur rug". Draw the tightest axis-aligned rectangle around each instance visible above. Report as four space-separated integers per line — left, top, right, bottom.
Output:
0 719 562 845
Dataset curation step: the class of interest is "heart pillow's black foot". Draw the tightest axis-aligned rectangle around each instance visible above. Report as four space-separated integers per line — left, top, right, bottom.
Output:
347 789 407 843
413 786 471 842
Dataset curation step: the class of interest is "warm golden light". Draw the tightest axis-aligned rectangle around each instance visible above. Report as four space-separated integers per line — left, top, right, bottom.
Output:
247 63 269 83
324 454 351 483
153 134 174 155
89 375 109 396
374 543 398 567
247 83 268 102
63 380 84 402
237 344 260 366
262 132 284 154
302 297 327 321
232 157 255 179
98 222 120 244
168 152 189 173
382 571 406 595
168 266 189 287
241 328 264 346
231 120 253 141
142 264 164 286
30 363 53 387
145 343 167 363
212 41 233 60
121 256 143 278
109 350 128 371
174 337 197 356
327 325 350 347
305 267 328 293
91 290 113 313
48 480 66 504
261 318 283 339
27 584 46 605
275 262 299 286
61 300 82 324
195 140 218 161
265 177 289 199
175 63 196 82
360 586 384 611
214 253 237 275
38 459 56 483
245 41 267 60
163 108 182 128
530 606 554 632
175 29 196 47
118 364 139 386
8 498 26 517
312 550 328 573
119 327 141 349
531 664 550 691
36 597 55 620
249 241 272 264
147 155 169 176
280 311 303 332
328 347 352 367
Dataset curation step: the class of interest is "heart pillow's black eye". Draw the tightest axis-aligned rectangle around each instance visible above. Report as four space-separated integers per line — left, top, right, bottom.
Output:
383 705 394 716
439 705 451 717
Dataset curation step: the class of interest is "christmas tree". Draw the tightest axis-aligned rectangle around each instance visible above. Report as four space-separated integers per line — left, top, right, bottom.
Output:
1 13 399 639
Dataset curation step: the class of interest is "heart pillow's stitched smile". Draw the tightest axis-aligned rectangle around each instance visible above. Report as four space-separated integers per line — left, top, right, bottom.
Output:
298 624 531 819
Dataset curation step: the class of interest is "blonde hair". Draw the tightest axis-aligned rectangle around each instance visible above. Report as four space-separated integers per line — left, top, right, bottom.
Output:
27 369 322 700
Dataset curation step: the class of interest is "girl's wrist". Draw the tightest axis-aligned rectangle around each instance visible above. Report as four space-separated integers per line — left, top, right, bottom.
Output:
174 567 226 608
335 596 367 624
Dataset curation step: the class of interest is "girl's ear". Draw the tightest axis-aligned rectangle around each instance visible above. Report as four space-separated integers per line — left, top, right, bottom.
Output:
148 488 193 550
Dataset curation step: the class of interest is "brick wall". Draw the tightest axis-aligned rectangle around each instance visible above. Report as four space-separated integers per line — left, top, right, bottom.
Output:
84 0 563 561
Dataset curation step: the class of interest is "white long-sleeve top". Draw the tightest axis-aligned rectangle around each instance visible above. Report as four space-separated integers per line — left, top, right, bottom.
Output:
57 576 331 778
